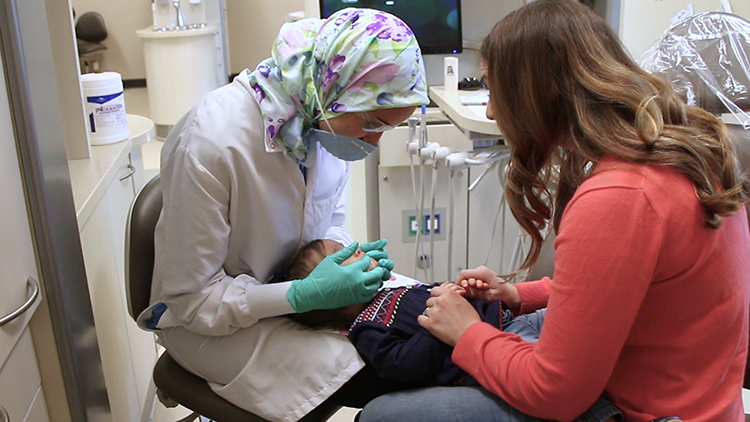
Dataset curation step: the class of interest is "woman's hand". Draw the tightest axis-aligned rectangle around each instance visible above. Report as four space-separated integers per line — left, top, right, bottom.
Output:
417 282 481 347
456 266 521 309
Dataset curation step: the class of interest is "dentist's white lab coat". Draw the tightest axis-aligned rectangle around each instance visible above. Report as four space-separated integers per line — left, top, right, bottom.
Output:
137 71 365 422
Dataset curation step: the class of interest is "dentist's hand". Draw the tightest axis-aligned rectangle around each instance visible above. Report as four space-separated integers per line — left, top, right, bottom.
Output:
360 238 390 261
287 242 386 313
377 258 395 281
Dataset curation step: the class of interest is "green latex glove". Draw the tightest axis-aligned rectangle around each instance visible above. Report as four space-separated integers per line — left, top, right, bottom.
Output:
378 258 395 281
287 242 386 313
360 238 390 261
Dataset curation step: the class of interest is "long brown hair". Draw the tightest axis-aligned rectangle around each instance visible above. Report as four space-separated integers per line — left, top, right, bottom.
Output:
481 0 750 275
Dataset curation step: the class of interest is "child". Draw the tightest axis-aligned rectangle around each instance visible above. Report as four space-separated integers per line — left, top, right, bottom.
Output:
284 239 545 387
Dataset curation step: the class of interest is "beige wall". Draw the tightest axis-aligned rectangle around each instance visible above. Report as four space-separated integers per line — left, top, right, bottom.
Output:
620 0 750 58
226 0 305 74
70 0 304 80
70 0 750 81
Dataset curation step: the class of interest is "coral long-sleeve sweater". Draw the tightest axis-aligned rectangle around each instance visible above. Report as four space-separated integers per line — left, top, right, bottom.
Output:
453 156 750 422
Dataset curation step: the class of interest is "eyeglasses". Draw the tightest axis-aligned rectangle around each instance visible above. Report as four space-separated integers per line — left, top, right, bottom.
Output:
356 112 397 133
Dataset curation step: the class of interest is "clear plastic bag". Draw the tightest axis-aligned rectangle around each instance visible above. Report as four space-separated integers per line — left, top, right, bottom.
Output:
639 12 750 129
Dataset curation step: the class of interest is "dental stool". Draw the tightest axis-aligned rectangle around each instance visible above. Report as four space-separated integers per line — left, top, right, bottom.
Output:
125 174 342 422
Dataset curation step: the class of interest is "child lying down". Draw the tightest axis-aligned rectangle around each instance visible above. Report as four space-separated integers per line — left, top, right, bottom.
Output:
282 239 544 387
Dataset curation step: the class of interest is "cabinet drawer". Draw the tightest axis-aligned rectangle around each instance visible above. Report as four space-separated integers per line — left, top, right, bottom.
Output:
23 387 50 422
0 328 42 422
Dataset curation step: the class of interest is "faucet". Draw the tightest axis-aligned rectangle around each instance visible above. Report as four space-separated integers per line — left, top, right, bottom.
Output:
173 0 185 28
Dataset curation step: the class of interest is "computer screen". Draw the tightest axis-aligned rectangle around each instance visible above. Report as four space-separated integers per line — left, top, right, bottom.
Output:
320 0 462 54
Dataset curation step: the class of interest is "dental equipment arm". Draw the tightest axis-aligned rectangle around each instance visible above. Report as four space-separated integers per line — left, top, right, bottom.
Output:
419 105 427 149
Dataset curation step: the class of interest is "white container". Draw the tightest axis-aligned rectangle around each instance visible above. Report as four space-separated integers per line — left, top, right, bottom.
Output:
81 72 129 145
444 57 459 91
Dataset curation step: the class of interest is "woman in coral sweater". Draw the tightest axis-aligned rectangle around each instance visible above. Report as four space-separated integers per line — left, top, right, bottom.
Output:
359 1 750 421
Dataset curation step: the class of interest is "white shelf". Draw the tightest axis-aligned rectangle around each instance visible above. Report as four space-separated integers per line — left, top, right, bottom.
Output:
429 86 502 139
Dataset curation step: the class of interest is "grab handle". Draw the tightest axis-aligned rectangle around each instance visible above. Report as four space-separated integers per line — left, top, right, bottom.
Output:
0 277 40 326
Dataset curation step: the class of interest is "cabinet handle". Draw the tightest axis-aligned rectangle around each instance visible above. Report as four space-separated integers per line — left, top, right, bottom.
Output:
0 405 9 422
0 277 40 326
119 164 136 181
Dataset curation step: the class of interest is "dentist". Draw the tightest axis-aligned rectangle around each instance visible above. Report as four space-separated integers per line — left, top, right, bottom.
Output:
137 8 428 421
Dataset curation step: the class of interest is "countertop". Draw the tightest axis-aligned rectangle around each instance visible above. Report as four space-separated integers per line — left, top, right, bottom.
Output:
136 24 218 39
69 114 155 229
721 112 750 128
429 86 502 139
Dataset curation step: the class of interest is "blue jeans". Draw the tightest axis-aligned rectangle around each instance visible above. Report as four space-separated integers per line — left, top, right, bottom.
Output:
359 387 622 422
458 309 546 387
359 308 623 422
359 387 624 422
502 308 546 343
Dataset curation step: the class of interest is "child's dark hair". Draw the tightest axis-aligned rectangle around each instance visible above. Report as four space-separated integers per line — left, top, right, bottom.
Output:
288 240 328 281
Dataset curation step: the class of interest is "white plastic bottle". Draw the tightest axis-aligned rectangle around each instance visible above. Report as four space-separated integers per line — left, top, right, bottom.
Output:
81 72 129 145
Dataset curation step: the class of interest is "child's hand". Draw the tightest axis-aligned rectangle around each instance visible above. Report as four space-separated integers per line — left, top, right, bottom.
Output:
435 282 466 296
455 266 520 308
461 277 491 291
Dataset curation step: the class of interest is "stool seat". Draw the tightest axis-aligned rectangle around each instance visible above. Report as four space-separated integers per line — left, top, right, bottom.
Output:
77 39 107 56
153 353 270 422
153 352 343 422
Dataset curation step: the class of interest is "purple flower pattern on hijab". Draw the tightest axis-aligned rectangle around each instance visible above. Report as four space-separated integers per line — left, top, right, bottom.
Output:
251 83 265 103
329 102 347 113
257 65 272 78
247 8 428 166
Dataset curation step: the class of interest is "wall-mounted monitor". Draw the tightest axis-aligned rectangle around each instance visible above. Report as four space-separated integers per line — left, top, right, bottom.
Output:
320 0 462 54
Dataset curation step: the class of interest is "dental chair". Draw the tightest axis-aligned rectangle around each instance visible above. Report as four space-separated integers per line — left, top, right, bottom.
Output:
125 174 343 422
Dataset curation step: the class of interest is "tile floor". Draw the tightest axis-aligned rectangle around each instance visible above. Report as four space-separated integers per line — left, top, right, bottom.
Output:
124 87 360 422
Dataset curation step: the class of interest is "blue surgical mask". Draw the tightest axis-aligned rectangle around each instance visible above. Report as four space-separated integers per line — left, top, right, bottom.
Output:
308 128 377 161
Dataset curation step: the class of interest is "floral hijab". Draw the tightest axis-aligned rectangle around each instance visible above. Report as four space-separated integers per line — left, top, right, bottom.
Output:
247 8 428 166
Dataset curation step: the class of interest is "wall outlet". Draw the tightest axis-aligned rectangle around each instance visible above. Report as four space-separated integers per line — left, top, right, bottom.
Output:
402 208 447 243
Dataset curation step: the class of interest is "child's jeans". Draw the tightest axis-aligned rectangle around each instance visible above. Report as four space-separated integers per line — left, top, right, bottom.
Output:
501 308 546 343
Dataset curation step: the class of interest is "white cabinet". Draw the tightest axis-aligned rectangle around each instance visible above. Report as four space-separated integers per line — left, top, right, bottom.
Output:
105 155 156 411
374 120 473 282
136 25 223 138
0 58 49 422
25 387 52 422
78 155 157 422
0 330 50 422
